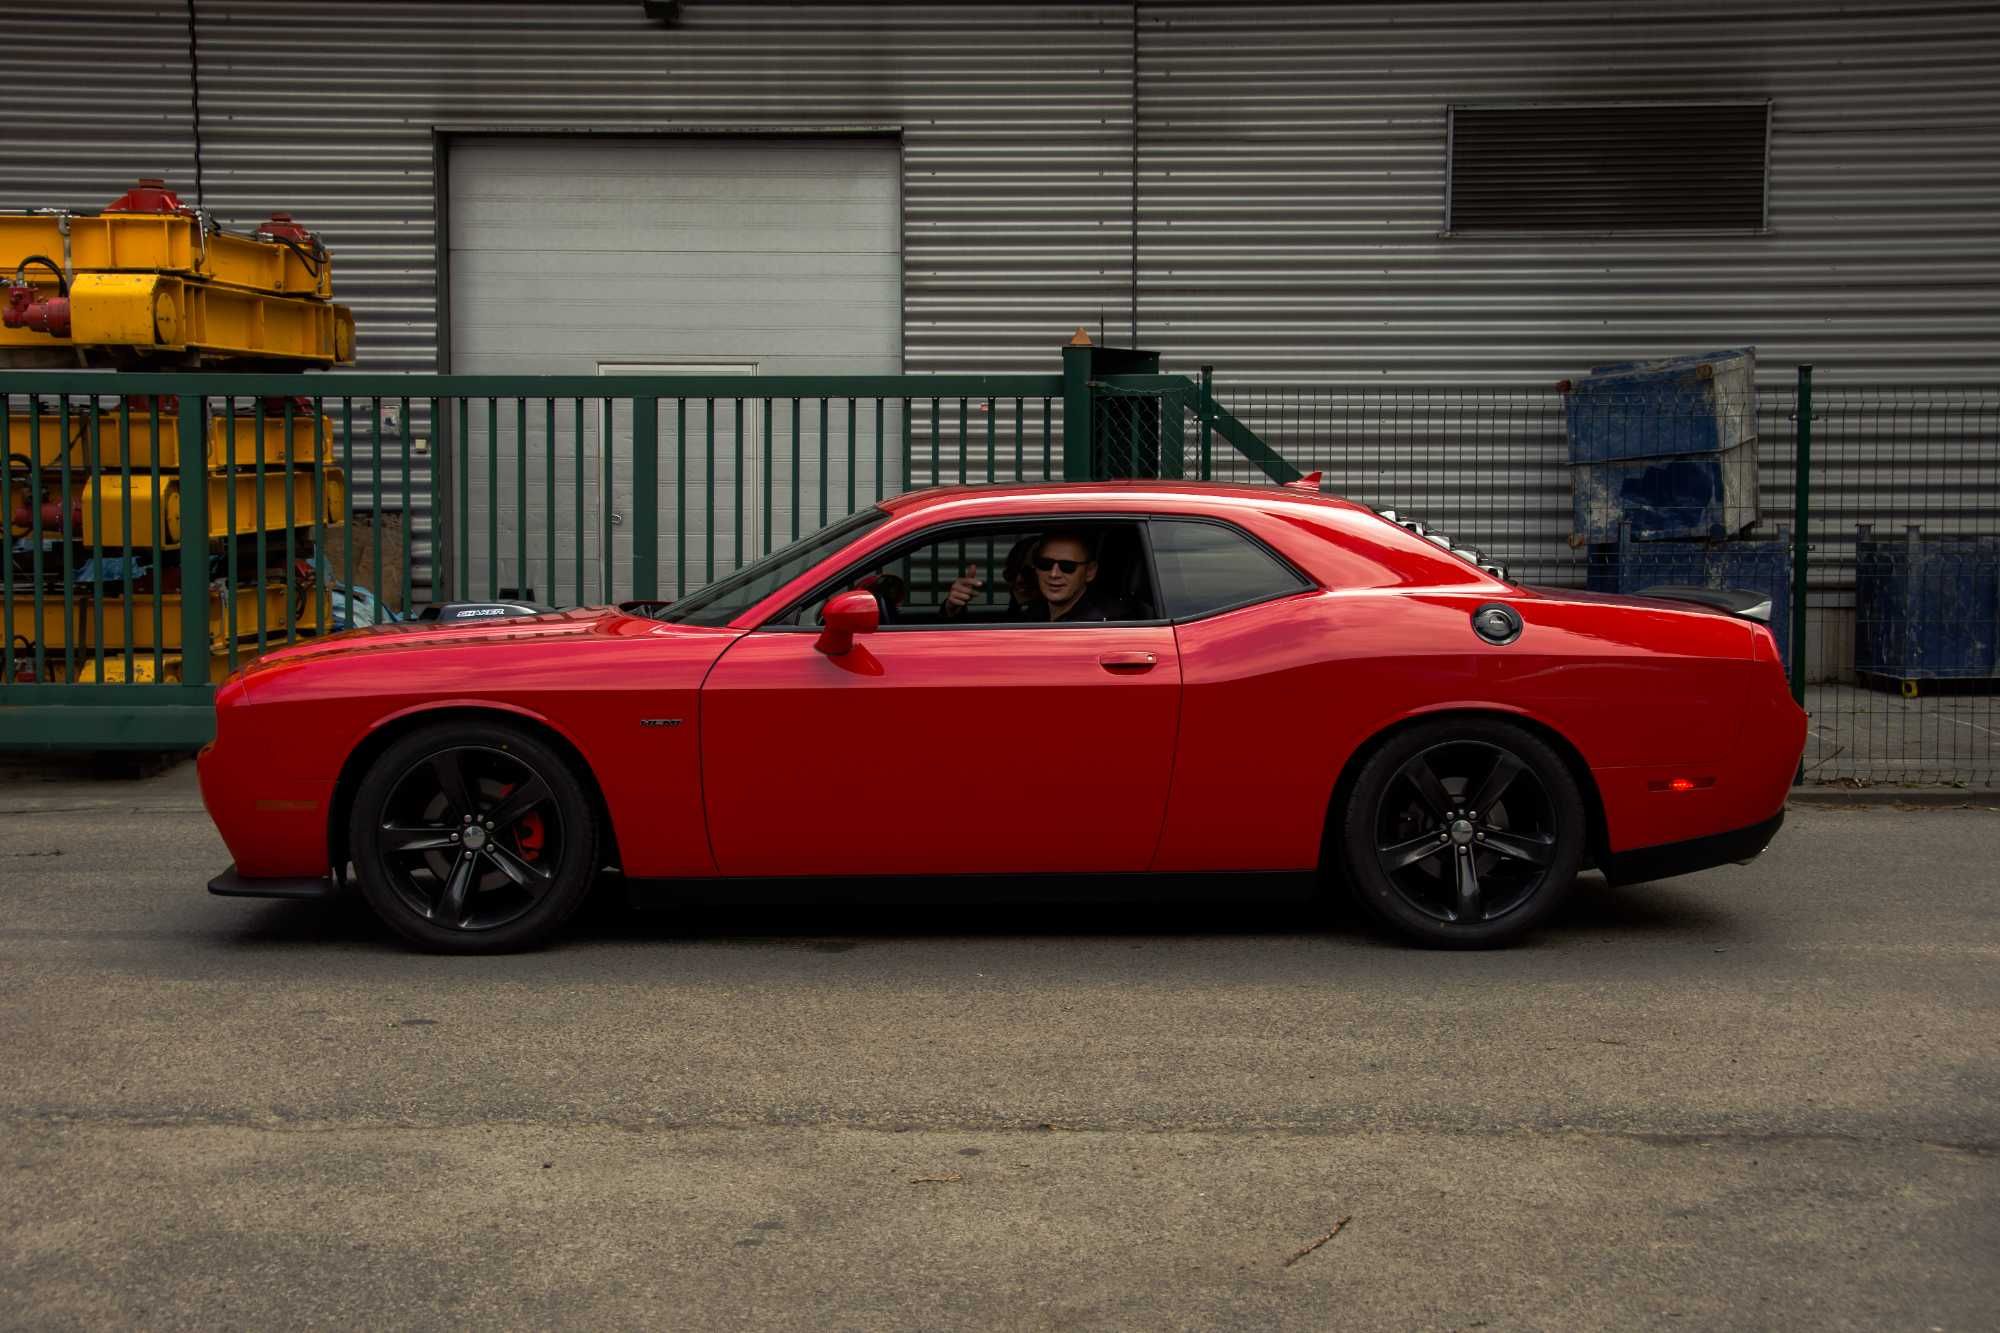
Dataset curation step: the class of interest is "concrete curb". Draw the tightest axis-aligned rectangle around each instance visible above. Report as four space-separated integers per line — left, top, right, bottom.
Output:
1788 787 2000 808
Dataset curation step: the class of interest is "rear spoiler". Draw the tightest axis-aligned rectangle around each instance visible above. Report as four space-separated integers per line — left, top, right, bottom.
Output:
1638 585 1773 623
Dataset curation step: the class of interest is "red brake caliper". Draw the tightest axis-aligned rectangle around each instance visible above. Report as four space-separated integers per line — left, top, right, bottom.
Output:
493 782 546 862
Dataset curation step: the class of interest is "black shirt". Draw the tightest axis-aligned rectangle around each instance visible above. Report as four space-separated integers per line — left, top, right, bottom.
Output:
1029 589 1113 623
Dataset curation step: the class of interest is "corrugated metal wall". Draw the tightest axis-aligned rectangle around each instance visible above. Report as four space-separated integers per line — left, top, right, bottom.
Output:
0 2 198 207
1136 0 2000 386
2 1 1989 385
191 0 1139 375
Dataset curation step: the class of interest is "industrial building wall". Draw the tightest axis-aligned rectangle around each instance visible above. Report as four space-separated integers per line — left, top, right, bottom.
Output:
0 2 1990 385
1135 1 2000 385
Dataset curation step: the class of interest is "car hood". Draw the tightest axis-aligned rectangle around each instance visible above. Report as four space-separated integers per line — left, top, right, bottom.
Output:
233 606 699 676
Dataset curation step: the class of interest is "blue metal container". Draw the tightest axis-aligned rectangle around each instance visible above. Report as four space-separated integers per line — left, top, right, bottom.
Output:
1584 525 1792 669
1571 439 1760 542
1563 348 1758 464
1854 525 2000 692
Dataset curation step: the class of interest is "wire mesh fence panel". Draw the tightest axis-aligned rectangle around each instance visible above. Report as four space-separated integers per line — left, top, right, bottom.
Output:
1207 377 1997 788
1793 386 2000 787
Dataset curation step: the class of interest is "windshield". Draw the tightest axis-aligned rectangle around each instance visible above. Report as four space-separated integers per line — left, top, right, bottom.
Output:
648 508 890 626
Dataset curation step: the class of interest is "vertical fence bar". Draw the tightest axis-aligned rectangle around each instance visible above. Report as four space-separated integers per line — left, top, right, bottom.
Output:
224 399 238 669
254 401 268 654
283 399 299 642
1013 399 1023 481
675 397 687 598
930 397 941 487
704 396 716 585
485 398 497 599
85 406 104 679
427 396 442 609
1042 399 1053 479
117 399 133 679
149 398 163 680
790 398 801 543
312 398 327 638
874 398 885 502
958 397 969 484
846 397 856 516
56 397 74 681
371 397 387 615
1199 365 1215 481
341 397 356 611
401 396 414 614
985 397 995 483
601 398 614 601
545 397 557 605
630 397 659 600
818 396 829 527
515 398 527 600
455 398 469 600
26 397 43 680
734 398 745 569
176 394 209 687
901 398 913 493
573 398 585 605
1791 364 1813 709
762 395 774 556
1 399 11 682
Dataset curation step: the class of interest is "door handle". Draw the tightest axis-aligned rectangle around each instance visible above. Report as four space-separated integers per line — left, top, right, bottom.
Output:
1098 651 1157 673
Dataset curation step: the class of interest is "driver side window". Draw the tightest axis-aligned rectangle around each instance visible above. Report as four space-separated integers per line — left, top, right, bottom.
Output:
780 520 1159 627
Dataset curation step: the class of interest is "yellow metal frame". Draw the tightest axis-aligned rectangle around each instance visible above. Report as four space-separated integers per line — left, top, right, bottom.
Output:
70 656 172 684
3 412 86 469
79 466 346 548
81 582 331 652
6 592 77 649
0 275 354 365
0 211 332 299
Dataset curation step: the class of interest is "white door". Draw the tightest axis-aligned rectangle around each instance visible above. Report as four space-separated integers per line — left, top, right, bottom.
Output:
447 136 902 604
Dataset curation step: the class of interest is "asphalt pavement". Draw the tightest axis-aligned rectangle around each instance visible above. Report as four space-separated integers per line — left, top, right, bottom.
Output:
1 760 1995 1332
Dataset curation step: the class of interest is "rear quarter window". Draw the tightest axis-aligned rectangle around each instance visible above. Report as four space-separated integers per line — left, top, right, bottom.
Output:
1149 518 1312 621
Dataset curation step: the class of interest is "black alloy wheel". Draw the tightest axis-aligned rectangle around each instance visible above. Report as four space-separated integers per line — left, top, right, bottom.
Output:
1340 719 1585 948
348 721 598 953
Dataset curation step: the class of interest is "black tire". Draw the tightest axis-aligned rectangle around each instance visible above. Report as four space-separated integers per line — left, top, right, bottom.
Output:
1339 718 1585 948
346 720 599 954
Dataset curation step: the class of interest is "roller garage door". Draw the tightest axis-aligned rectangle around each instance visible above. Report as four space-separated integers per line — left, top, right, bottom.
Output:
447 136 902 603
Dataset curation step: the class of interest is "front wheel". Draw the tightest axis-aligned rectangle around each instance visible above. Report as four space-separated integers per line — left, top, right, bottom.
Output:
347 720 599 953
1339 719 1585 948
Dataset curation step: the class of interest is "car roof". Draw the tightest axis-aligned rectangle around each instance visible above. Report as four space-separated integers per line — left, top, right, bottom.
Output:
875 480 1372 520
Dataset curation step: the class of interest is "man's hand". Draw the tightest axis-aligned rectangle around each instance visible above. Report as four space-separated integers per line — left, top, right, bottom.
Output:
941 563 982 617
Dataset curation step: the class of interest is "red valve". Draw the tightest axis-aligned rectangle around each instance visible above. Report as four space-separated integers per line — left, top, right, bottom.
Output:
105 177 189 214
2 286 71 337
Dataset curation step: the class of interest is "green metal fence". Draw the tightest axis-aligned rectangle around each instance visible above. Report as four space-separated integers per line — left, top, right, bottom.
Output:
2 370 1067 748
7 361 1995 786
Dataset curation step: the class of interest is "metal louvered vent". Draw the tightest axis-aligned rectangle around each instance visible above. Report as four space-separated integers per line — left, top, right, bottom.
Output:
1447 102 1770 234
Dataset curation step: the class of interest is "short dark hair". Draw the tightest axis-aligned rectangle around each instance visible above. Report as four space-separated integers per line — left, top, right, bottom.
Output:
1035 529 1097 561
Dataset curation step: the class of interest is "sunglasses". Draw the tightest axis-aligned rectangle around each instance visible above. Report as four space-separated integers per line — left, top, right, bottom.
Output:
1032 556 1090 574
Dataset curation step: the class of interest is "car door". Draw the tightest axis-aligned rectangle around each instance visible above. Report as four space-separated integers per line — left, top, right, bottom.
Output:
699 519 1181 878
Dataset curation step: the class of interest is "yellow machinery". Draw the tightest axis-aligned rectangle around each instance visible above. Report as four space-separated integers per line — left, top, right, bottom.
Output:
0 179 354 368
4 179 354 684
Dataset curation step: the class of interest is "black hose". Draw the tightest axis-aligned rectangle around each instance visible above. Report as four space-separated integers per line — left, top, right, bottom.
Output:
13 255 67 295
258 233 325 280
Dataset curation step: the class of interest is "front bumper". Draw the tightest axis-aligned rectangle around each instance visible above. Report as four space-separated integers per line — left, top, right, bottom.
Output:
1600 809 1786 888
207 863 338 901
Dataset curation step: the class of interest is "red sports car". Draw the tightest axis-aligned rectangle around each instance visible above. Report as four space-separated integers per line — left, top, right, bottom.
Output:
199 482 1806 952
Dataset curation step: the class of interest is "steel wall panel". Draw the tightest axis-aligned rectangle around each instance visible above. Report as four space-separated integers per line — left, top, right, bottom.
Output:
1136 0 2000 386
0 2 198 207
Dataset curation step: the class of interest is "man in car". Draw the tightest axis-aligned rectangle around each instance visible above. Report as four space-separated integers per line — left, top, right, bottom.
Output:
1022 530 1111 621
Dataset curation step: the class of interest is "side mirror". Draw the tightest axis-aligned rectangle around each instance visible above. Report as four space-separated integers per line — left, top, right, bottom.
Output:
815 589 879 656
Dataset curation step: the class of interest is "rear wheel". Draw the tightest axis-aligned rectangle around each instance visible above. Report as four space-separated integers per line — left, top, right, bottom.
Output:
347 721 598 953
1340 718 1584 948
